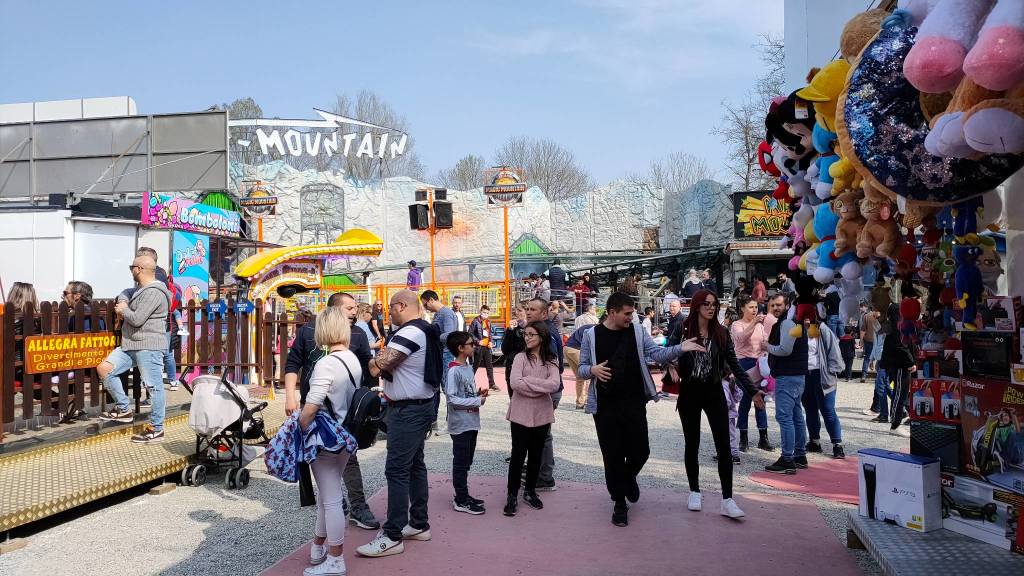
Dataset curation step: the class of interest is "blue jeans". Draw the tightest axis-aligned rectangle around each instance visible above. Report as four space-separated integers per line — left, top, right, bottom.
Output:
874 368 889 420
383 399 434 541
774 375 807 459
827 315 843 339
861 340 875 380
103 347 165 430
737 357 768 431
802 370 843 444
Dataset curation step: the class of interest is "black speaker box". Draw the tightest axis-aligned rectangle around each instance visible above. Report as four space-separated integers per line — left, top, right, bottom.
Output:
433 201 453 229
408 204 429 230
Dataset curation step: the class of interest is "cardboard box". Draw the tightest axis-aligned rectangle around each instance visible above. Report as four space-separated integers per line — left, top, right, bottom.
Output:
983 297 1022 332
960 377 1024 494
937 380 962 423
962 331 1018 382
941 473 1023 553
912 421 962 474
858 448 942 532
910 379 939 421
939 350 962 381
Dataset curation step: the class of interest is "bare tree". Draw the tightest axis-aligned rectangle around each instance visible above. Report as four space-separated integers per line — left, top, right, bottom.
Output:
329 90 425 181
493 136 593 201
218 97 282 168
646 152 715 197
434 154 487 190
712 34 785 192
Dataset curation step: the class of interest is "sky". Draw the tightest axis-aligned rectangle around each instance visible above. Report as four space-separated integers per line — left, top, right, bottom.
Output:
0 0 783 186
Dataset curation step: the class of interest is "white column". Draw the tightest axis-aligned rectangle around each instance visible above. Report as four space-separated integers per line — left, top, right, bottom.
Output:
1003 170 1024 297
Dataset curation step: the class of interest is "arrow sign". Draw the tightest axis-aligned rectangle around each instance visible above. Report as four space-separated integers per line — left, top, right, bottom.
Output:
206 301 226 316
235 299 255 315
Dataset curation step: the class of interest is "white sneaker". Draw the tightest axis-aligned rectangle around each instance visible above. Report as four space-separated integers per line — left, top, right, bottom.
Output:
889 427 911 437
309 542 327 565
721 498 745 519
303 554 346 576
687 491 703 511
401 524 432 541
356 532 404 557
177 328 189 336
861 409 879 417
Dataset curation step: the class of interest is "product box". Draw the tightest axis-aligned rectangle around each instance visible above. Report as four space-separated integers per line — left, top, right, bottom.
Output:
937 380 962 423
960 377 1024 495
858 448 942 532
962 331 1019 382
910 379 939 421
1013 364 1024 386
983 297 1023 332
911 421 962 474
939 350 962 381
941 473 1023 554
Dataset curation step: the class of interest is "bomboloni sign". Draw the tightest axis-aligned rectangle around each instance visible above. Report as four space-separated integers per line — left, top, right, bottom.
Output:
142 192 241 237
229 109 408 160
733 191 792 239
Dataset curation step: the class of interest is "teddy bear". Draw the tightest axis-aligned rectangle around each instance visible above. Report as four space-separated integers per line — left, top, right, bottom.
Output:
904 0 1024 157
977 243 1003 296
832 189 865 257
856 183 900 259
790 274 822 338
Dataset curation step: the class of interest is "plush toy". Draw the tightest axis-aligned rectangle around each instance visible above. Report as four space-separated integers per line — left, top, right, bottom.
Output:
836 13 1024 206
840 8 890 63
832 189 865 257
797 60 852 199
791 274 822 338
856 183 900 259
951 196 989 245
954 245 984 330
899 297 923 345
903 0 996 93
813 202 852 284
837 277 864 325
765 91 817 166
977 243 1003 296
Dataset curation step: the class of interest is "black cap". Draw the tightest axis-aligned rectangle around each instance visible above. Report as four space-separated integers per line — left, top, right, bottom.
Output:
409 260 417 266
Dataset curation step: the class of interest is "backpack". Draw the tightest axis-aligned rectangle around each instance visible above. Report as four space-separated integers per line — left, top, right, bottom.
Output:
326 353 383 450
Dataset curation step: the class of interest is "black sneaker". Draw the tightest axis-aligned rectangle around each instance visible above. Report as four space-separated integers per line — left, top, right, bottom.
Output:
833 444 847 459
453 499 486 515
806 441 823 453
870 416 890 423
612 501 629 527
534 482 557 492
468 495 485 507
522 490 544 510
130 425 164 444
349 507 381 530
732 455 741 464
765 457 797 475
793 455 809 469
503 494 518 517
626 477 640 503
99 408 134 423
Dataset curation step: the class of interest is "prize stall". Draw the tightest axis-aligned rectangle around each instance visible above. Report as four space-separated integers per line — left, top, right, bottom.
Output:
756 3 1024 562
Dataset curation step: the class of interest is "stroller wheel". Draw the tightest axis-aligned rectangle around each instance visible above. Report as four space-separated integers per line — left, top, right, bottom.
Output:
181 466 192 486
190 464 207 487
236 468 250 489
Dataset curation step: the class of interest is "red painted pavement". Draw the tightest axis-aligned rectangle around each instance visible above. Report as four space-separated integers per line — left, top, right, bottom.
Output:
749 456 861 505
262 475 863 576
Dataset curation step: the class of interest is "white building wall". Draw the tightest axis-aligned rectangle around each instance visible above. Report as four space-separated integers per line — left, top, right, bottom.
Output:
783 0 885 93
0 210 72 301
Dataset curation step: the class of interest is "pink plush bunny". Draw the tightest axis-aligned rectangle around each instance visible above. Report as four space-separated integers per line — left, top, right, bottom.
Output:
904 0 995 93
964 0 1024 90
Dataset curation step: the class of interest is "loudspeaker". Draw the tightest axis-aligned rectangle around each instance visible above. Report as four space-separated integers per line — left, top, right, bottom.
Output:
408 204 429 230
434 188 448 201
415 189 428 202
433 201 453 229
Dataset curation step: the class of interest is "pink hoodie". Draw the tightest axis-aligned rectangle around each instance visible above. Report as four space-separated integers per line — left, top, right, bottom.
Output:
506 352 561 427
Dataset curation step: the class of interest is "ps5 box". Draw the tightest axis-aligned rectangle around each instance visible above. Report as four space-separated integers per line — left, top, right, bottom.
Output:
858 448 942 532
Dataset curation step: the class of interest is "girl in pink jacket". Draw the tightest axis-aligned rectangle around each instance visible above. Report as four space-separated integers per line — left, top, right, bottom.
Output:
504 320 562 518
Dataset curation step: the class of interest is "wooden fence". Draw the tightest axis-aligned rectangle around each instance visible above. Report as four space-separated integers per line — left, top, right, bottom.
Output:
0 298 307 443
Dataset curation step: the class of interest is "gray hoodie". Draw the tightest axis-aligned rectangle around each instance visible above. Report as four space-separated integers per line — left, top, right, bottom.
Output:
120 280 171 351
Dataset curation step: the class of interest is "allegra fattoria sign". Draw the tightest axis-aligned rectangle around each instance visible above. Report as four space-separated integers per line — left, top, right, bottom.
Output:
24 332 117 374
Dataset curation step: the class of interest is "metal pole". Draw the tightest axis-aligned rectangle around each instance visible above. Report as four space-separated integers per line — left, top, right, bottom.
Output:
257 216 264 252
429 188 437 289
504 205 511 326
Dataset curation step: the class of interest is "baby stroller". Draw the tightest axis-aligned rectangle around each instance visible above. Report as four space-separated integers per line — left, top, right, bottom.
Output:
180 370 270 489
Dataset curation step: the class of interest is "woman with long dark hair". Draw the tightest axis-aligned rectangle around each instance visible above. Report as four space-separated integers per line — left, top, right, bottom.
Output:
504 320 562 517
729 295 772 452
677 289 764 519
879 303 916 436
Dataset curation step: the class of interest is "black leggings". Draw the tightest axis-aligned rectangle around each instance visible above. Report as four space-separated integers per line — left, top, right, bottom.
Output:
889 367 911 429
508 422 550 494
678 381 734 499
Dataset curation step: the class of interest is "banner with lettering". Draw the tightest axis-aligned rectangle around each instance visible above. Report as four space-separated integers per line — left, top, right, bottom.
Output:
25 333 117 374
173 231 210 303
733 191 792 239
142 192 241 237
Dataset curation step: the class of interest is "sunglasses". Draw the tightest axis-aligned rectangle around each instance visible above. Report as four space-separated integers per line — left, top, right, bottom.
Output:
129 265 143 271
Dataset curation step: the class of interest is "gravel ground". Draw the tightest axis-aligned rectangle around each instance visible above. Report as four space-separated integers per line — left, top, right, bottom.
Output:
0 376 905 576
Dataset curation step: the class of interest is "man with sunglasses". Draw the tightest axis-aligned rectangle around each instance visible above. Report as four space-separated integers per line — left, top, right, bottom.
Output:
97 255 171 444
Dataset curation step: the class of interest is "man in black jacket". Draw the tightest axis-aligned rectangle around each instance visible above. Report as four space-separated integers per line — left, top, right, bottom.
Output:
284 291 378 530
